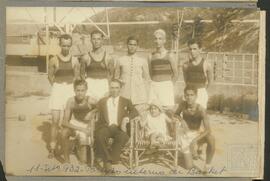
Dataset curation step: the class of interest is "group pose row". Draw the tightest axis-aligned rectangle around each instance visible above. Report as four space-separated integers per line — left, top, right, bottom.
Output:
47 29 215 173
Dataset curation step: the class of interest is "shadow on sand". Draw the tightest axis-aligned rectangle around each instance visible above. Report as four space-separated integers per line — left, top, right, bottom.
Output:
37 121 65 163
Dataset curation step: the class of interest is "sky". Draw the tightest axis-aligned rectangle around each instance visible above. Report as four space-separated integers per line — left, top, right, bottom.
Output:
6 7 106 24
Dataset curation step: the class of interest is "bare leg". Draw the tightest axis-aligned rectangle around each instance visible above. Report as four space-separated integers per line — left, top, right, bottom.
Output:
205 134 215 164
182 152 193 170
77 145 88 164
49 110 60 158
61 128 73 163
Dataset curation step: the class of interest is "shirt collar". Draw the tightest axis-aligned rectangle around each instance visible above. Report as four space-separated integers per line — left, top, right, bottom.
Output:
110 96 120 102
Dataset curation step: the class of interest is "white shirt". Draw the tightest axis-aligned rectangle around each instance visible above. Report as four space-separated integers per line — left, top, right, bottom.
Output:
107 96 120 125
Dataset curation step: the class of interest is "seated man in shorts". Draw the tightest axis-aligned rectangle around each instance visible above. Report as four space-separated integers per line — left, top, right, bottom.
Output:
61 79 97 164
175 85 215 171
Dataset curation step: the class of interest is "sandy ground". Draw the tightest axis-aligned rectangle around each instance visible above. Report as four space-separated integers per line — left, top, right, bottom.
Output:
5 95 260 177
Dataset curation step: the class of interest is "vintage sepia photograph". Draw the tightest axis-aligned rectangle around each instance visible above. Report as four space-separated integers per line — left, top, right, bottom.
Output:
5 7 264 177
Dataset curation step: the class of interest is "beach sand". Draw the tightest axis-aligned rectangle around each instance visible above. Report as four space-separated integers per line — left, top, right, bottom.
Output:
5 95 259 177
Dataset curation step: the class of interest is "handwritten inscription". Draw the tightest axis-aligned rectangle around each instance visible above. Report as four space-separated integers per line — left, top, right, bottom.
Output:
26 163 226 176
26 164 97 174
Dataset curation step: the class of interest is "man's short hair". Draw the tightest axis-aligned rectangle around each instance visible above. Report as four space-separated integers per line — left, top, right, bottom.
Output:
127 36 139 44
90 30 104 38
110 78 124 87
59 34 72 45
184 85 198 95
187 39 202 48
73 79 88 89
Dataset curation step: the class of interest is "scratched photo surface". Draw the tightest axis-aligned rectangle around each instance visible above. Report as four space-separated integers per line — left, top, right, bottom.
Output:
5 7 264 177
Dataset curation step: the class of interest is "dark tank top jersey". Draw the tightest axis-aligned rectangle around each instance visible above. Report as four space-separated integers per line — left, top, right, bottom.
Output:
186 59 207 88
86 51 108 79
72 96 92 122
54 55 74 84
182 103 203 130
150 52 173 80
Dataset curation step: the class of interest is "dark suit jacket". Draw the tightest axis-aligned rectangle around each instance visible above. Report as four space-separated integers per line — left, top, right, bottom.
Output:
95 96 139 131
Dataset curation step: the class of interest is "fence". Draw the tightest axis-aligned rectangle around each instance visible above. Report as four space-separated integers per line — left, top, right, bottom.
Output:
172 51 258 87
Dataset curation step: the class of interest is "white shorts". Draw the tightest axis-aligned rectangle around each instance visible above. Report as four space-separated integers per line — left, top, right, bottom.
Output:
86 78 109 100
179 130 200 154
49 82 74 111
70 119 91 145
196 88 208 109
148 81 175 107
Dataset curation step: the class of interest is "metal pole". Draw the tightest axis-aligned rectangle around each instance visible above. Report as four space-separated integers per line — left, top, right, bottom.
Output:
241 54 245 84
252 54 255 85
105 8 111 40
45 7 49 73
177 10 184 66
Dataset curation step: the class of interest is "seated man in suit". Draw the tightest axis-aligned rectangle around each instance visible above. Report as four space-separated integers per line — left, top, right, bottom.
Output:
94 79 139 173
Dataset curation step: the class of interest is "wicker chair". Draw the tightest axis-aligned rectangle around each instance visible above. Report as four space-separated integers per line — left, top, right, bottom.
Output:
134 117 180 169
119 117 137 169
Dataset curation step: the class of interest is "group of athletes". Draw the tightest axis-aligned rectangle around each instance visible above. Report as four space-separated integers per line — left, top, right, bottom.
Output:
47 28 215 173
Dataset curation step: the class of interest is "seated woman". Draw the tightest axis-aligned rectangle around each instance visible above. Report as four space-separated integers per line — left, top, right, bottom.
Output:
140 100 174 152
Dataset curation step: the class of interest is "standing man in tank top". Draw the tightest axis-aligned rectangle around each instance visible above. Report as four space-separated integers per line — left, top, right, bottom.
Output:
48 34 80 158
80 30 114 100
61 79 97 164
182 39 213 109
148 29 178 109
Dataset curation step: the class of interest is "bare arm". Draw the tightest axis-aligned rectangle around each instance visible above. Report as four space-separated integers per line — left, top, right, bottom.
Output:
48 57 56 85
142 58 151 81
106 54 115 80
62 98 89 133
147 54 152 79
83 96 98 121
80 54 89 80
168 53 178 83
192 109 210 143
182 62 188 84
73 57 81 81
114 58 121 79
165 114 173 123
205 61 213 89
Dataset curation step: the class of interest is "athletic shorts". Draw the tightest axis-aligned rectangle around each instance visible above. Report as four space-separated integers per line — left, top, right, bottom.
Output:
148 81 175 107
70 119 91 145
86 78 109 101
49 82 74 111
196 88 208 109
178 130 200 154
